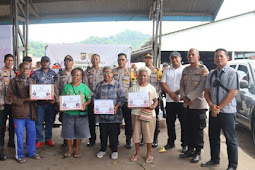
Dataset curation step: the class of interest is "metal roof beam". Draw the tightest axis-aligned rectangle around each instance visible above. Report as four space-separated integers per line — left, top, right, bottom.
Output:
29 0 40 18
32 0 88 3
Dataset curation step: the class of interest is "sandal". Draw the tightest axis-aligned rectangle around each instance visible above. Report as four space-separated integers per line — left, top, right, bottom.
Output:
16 158 26 164
63 151 73 158
130 155 140 162
145 156 154 164
31 154 41 160
73 152 82 158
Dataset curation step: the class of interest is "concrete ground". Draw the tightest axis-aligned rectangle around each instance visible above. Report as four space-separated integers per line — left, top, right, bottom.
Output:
1 119 255 170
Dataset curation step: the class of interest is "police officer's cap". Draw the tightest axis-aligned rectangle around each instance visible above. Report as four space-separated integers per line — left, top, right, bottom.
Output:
41 56 50 62
144 53 153 58
23 56 32 62
64 55 73 61
170 51 181 58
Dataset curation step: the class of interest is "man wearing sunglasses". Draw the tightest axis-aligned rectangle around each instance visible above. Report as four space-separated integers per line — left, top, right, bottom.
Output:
201 48 239 170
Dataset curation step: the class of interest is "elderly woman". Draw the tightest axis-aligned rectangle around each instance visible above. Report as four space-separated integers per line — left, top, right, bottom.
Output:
129 66 158 163
94 66 126 160
61 68 91 158
6 62 40 163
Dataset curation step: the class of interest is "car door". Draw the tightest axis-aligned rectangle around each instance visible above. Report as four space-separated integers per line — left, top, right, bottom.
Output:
236 63 255 126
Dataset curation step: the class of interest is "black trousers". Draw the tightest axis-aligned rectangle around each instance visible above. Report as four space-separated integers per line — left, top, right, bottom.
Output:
183 107 206 152
166 102 186 146
0 104 14 146
153 102 160 139
99 123 120 152
209 112 238 168
121 102 132 137
88 103 96 142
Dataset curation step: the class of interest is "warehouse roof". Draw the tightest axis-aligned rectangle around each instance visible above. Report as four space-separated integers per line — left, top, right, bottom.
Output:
0 0 223 24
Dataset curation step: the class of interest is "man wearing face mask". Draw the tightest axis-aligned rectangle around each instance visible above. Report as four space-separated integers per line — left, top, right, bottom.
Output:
83 54 104 146
31 56 56 149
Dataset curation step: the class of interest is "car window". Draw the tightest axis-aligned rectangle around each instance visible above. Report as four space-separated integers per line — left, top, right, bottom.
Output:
230 65 236 69
237 65 250 83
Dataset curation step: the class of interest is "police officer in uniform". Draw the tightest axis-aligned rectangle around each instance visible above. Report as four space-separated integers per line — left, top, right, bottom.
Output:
54 55 74 147
83 54 104 146
179 48 208 163
201 49 239 170
0 54 16 158
143 53 162 148
113 53 137 149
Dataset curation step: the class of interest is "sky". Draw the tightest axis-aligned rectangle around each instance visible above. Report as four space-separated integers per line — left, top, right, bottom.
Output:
28 0 255 43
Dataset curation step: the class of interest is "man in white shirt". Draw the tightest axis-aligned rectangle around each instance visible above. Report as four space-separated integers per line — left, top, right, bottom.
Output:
161 51 187 152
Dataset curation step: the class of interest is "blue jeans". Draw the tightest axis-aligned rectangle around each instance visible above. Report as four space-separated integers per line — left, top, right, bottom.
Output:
36 103 55 142
209 112 238 169
13 118 36 159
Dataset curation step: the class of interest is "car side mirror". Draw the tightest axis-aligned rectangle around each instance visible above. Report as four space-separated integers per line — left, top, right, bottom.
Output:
240 80 248 88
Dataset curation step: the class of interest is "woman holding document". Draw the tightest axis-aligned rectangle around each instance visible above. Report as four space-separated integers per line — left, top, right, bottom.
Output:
129 66 158 163
61 68 91 158
94 66 126 160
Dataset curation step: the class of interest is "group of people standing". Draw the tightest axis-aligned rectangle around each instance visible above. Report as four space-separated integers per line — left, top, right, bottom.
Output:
161 48 238 170
0 48 239 170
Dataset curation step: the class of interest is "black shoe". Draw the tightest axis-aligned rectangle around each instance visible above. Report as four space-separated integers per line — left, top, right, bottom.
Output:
140 140 145 146
125 140 132 149
181 146 188 153
191 154 201 163
164 144 175 150
179 150 194 158
226 167 236 170
152 141 158 148
126 143 132 149
201 160 220 167
87 141 95 147
0 154 7 161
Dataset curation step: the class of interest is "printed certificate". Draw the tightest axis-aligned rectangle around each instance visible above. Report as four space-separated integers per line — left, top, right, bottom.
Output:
59 95 83 111
94 100 114 114
30 84 54 100
128 92 151 108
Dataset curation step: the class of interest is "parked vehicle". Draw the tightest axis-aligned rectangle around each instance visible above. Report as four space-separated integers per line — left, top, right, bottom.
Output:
228 59 255 144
